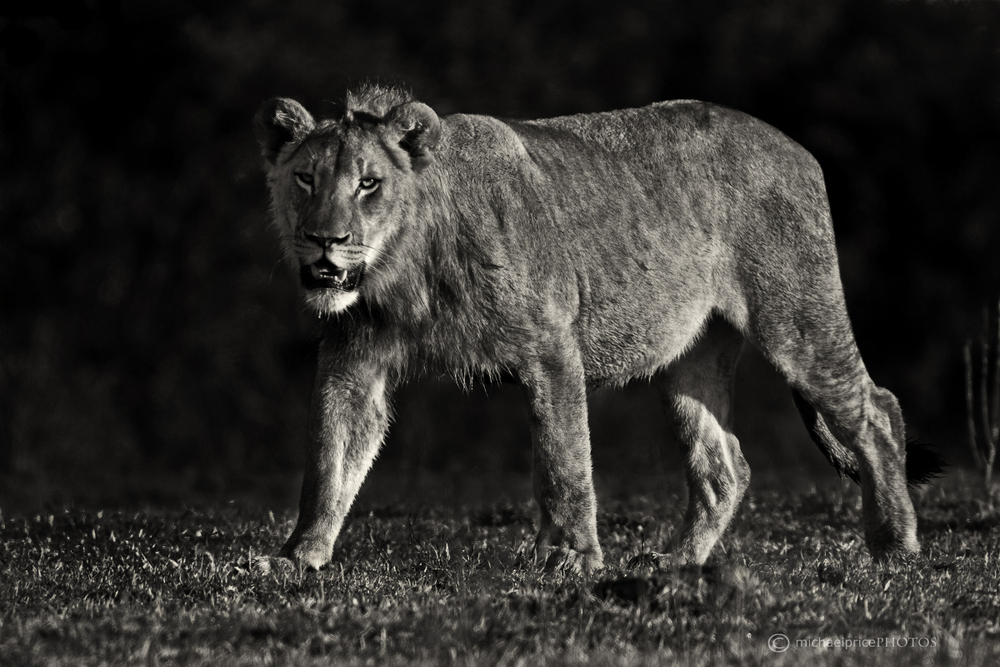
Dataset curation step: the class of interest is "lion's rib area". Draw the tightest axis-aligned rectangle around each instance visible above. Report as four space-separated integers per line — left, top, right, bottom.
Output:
419 101 830 388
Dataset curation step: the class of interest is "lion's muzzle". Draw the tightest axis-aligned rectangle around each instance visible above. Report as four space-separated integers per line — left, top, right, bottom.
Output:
300 257 365 292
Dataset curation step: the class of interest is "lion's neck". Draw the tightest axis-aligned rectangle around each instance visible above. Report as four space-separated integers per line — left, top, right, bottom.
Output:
354 174 508 375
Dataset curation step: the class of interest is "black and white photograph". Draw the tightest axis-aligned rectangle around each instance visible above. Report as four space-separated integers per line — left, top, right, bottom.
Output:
1 0 998 664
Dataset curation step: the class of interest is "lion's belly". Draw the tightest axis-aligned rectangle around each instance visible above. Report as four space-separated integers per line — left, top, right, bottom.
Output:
576 282 717 387
561 213 733 387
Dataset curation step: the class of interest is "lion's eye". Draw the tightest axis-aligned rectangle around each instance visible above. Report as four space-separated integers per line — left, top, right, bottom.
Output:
295 173 314 192
359 177 380 192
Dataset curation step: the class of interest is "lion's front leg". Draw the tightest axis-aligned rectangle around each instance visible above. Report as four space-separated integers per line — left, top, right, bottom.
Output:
521 343 603 574
280 355 390 570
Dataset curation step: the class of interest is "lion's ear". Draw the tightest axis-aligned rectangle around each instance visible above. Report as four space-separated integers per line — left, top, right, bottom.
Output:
254 98 315 165
386 101 441 172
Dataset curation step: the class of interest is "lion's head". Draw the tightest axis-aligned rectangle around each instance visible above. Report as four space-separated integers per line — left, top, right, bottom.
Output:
254 87 442 315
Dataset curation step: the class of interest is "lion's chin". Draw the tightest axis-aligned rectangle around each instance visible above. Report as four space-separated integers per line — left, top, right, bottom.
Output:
303 288 360 315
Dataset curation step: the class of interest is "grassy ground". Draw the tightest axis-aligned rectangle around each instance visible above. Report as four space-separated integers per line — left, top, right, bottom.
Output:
2 470 999 666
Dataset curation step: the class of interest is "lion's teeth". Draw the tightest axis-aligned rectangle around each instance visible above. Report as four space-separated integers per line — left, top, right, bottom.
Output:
333 268 347 282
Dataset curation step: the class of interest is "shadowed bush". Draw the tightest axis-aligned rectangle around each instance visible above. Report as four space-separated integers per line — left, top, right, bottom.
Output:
1 0 998 500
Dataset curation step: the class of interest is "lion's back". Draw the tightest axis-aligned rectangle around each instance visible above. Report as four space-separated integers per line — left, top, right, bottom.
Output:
496 100 835 287
514 100 823 198
437 101 839 385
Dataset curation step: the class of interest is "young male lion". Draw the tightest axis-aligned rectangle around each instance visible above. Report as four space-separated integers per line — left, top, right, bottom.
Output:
254 85 938 573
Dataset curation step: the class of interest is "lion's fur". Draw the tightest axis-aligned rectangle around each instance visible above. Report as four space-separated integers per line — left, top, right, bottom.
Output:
255 84 930 572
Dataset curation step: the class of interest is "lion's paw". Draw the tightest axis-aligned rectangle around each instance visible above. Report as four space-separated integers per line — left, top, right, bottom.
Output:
538 547 604 575
279 536 333 571
250 555 296 577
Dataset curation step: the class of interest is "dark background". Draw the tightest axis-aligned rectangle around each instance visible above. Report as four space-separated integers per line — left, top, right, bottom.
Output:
1 0 998 511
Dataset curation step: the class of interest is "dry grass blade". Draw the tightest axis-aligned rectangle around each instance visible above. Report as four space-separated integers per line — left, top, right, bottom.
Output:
992 298 1000 446
965 341 983 471
965 301 1000 504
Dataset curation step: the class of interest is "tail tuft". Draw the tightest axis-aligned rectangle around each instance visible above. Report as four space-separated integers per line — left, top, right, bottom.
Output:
904 439 947 487
792 389 946 488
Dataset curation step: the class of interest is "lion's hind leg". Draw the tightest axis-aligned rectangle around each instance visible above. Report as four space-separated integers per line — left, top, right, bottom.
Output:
795 378 918 560
757 305 919 561
657 319 751 566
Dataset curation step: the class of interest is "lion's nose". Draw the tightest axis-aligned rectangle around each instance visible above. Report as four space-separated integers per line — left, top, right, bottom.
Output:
305 232 351 248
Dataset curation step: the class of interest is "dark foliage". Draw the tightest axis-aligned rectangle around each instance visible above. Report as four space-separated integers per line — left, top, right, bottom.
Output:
1 0 998 496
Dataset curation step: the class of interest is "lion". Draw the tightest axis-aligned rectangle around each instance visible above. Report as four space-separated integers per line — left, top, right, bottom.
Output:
254 84 940 573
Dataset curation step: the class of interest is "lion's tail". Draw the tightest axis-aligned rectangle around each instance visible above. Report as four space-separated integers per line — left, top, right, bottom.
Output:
790 389 945 487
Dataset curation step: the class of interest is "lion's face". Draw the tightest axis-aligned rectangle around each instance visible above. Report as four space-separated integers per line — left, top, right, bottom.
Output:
270 130 410 314
255 97 441 315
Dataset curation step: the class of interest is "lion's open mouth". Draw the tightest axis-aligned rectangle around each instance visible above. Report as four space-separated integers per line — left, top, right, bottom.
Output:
300 258 365 292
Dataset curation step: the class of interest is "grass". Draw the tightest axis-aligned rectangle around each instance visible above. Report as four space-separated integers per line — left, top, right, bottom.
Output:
2 470 999 666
